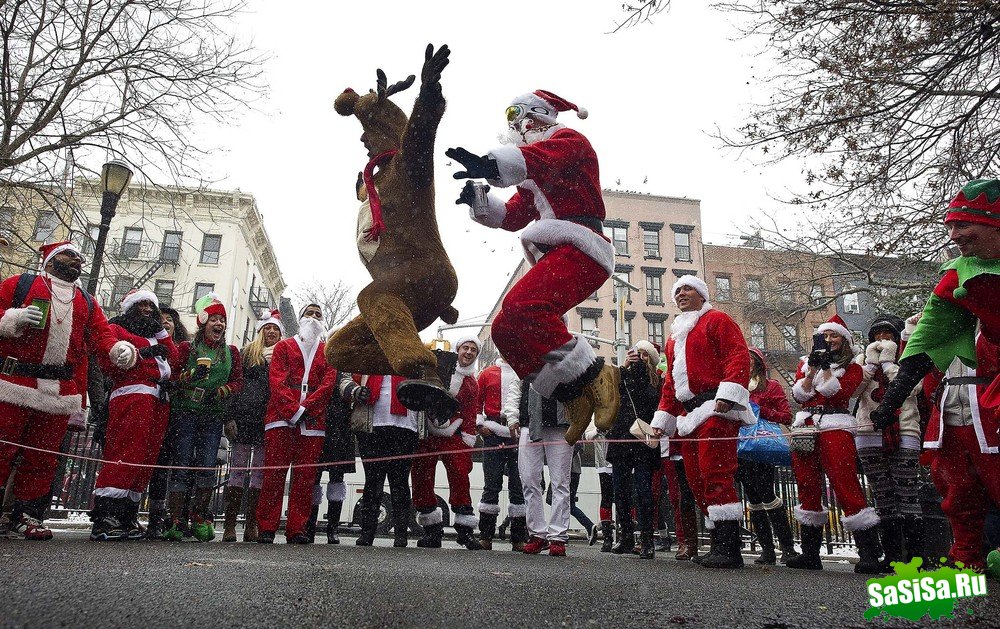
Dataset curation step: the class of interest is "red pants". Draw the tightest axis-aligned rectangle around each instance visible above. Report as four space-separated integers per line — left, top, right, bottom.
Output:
0 401 69 502
491 244 608 378
930 425 1000 569
95 392 169 499
411 438 472 510
257 427 324 537
680 418 740 516
792 429 868 517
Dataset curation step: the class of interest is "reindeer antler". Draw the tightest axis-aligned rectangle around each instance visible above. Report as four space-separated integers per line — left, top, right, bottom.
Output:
375 69 415 101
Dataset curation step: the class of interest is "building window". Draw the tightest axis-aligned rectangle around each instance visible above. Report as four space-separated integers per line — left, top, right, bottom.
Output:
645 273 662 304
844 288 861 314
200 234 222 264
614 271 632 303
80 224 100 256
642 229 660 258
154 280 175 308
0 207 13 241
589 289 600 301
161 231 182 263
193 282 215 312
782 324 798 351
604 225 628 256
619 317 633 347
648 320 664 348
110 275 132 308
581 315 599 347
750 322 766 349
673 231 691 262
33 211 58 242
120 227 143 259
715 276 732 301
777 281 793 304
810 284 824 305
746 278 762 303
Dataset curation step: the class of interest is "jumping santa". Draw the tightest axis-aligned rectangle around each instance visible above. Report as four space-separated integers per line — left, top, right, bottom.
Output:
0 241 137 539
448 89 619 444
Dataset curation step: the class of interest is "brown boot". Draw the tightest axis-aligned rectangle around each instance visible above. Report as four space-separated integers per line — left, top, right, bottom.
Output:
243 488 260 543
587 364 621 431
675 508 700 561
222 486 243 542
559 361 621 443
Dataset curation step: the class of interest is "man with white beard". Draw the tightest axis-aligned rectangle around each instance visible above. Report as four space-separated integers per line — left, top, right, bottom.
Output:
256 303 338 544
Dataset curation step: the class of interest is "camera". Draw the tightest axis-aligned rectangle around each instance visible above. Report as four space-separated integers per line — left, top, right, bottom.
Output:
807 332 833 369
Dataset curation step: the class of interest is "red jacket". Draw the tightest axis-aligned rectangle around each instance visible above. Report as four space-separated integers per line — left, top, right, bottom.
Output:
426 371 478 448
264 337 336 437
0 274 121 415
102 325 179 398
923 334 1000 453
750 379 793 426
792 358 864 432
477 365 503 418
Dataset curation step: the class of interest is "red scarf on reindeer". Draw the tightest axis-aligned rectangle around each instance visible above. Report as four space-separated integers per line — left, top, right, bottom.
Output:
362 150 398 242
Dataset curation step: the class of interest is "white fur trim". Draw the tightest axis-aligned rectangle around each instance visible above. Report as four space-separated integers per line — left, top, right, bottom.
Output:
676 399 756 437
792 375 814 403
519 218 615 275
670 302 713 402
289 405 306 426
478 502 502 515
704 518 715 530
41 243 79 268
707 502 743 522
0 308 26 338
476 414 485 426
460 432 477 447
716 381 750 411
901 318 917 342
453 513 478 528
93 487 142 502
508 503 526 518
119 289 158 314
671 275 710 303
794 505 828 527
429 418 463 438
488 144 528 187
417 507 443 526
109 384 160 401
813 372 842 397
817 322 852 342
0 378 82 414
483 420 511 438
841 507 879 531
651 410 677 436
312 484 324 505
327 482 347 503
43 311 73 366
533 336 597 398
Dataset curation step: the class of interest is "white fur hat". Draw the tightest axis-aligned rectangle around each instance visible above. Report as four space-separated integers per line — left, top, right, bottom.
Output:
671 275 710 303
120 289 158 314
454 335 482 353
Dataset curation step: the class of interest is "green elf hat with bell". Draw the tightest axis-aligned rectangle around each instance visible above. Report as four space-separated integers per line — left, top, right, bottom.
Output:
194 292 227 327
945 179 1000 228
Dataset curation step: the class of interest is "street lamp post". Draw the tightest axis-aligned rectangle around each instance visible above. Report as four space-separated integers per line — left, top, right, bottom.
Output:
85 159 133 295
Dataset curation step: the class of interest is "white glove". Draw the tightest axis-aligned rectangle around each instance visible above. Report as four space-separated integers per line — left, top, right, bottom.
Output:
878 341 898 364
2 306 44 336
791 415 806 429
864 342 881 366
110 340 138 369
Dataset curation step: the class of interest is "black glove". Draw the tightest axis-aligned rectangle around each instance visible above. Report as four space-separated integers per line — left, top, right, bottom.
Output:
138 344 169 359
819 353 833 371
353 385 371 404
807 350 826 368
871 353 936 427
193 364 210 380
446 147 500 180
455 180 489 207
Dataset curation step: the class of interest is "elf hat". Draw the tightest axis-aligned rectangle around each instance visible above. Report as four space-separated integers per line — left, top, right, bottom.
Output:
817 314 852 341
39 241 84 270
671 274 710 303
194 293 227 326
120 288 158 315
945 179 1000 228
507 90 588 127
255 309 284 336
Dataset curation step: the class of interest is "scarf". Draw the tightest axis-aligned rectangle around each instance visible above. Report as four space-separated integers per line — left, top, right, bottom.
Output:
355 374 408 415
361 150 397 242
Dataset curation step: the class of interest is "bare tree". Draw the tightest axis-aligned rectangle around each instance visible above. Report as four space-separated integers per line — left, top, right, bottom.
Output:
611 0 672 33
714 1 1000 294
294 280 357 332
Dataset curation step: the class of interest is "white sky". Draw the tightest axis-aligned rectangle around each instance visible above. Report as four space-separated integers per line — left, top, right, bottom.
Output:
195 1 801 345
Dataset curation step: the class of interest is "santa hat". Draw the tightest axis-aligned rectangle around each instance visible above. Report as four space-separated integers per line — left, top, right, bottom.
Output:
120 288 158 314
633 340 660 364
194 293 227 327
945 179 1000 229
817 314 852 342
671 275 710 303
255 309 284 336
39 241 83 269
508 90 588 126
454 335 482 353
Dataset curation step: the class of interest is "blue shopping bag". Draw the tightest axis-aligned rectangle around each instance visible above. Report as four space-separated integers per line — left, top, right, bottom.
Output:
737 401 792 466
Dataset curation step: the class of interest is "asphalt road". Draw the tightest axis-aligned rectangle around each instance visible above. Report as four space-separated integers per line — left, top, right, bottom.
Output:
3 529 997 628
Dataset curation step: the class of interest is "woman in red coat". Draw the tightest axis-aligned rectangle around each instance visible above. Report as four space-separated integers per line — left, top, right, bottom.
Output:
788 315 882 573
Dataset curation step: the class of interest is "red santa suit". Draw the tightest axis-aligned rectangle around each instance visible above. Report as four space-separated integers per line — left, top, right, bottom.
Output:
256 334 337 539
468 91 614 398
651 296 753 526
789 317 878 533
922 334 1000 569
0 269 134 512
95 291 179 503
411 359 479 529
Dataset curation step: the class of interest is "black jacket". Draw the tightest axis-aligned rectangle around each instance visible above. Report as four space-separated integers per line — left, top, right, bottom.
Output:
606 362 661 466
229 359 270 446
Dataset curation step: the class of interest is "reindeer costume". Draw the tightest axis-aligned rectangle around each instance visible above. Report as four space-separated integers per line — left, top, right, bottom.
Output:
326 44 460 421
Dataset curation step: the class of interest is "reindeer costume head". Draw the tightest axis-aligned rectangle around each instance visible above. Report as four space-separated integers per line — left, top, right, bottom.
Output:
334 71 414 159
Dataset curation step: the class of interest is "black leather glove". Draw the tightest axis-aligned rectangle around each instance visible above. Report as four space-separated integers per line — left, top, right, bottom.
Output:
138 344 169 359
353 385 371 404
870 406 898 431
819 353 833 370
871 353 936 427
455 180 489 207
446 147 500 180
193 363 210 380
807 350 826 368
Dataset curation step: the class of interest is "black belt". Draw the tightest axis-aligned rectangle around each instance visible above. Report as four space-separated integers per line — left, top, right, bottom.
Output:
803 405 850 416
942 376 992 386
0 356 74 380
682 388 718 413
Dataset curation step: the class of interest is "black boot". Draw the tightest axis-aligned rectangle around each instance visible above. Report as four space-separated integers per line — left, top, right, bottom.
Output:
393 509 409 548
122 500 145 540
355 502 378 547
692 527 716 565
750 510 776 565
787 525 824 570
700 520 744 569
90 496 127 542
326 501 342 544
654 529 672 552
902 515 925 565
879 517 905 570
417 522 444 548
479 512 498 550
455 524 483 550
600 520 615 553
304 505 319 544
146 504 167 541
766 506 799 563
509 516 528 551
611 522 634 555
853 526 884 575
639 531 656 560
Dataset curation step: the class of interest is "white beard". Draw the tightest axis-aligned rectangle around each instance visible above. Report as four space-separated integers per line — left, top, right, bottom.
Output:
498 127 526 147
297 317 325 346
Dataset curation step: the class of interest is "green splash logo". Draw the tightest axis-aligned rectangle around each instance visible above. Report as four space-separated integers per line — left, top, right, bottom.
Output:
865 558 987 621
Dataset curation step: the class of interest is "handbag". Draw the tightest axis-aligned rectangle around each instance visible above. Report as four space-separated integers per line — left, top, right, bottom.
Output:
624 381 659 449
737 402 793 465
349 375 373 433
